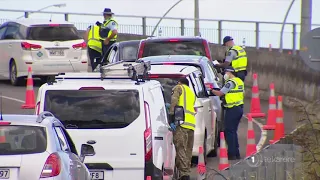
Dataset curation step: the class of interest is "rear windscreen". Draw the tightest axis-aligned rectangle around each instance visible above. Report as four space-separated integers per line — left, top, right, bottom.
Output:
27 26 80 41
0 126 47 155
142 41 206 57
120 45 139 60
44 90 140 129
150 78 179 103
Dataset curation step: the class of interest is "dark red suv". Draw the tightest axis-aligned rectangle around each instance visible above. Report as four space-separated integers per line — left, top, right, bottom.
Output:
137 36 212 60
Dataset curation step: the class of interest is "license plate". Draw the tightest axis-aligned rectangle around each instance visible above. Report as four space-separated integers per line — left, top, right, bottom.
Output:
0 169 9 179
90 171 104 180
49 50 64 56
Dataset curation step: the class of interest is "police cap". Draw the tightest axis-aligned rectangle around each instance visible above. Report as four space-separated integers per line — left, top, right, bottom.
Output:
223 36 233 46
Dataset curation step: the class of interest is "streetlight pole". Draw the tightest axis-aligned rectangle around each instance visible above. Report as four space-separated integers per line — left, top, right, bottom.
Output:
151 0 184 36
279 0 296 52
194 0 200 36
300 0 312 48
16 3 66 19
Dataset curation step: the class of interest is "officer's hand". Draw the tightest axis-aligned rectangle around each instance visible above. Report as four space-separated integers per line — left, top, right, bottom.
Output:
104 38 110 45
96 21 102 26
170 123 176 131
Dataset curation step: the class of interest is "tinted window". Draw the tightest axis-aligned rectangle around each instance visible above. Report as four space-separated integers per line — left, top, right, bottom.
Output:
142 41 206 57
44 90 140 129
54 127 70 151
0 26 7 39
0 126 47 155
3 26 19 39
191 72 206 98
27 26 80 41
121 45 138 60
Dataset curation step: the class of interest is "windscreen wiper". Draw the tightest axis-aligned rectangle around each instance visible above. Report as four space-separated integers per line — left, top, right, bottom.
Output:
66 124 78 129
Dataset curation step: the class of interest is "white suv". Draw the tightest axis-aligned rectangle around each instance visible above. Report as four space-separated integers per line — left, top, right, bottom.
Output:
0 19 88 86
35 61 177 180
148 65 218 161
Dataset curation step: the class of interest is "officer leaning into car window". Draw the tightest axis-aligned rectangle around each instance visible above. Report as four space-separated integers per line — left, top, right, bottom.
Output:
169 78 196 180
96 8 118 63
210 66 244 160
215 36 248 82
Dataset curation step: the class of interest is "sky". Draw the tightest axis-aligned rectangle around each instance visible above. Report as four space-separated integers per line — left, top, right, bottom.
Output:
0 0 318 49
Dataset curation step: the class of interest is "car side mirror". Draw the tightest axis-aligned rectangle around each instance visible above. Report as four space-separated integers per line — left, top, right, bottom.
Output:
80 144 95 162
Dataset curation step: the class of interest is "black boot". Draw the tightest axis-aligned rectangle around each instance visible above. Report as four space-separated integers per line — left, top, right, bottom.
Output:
180 175 190 180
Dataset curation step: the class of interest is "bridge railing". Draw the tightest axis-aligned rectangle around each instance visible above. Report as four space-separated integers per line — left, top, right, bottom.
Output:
0 9 319 51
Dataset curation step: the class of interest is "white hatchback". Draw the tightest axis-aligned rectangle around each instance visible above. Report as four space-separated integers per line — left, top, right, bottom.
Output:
0 19 88 86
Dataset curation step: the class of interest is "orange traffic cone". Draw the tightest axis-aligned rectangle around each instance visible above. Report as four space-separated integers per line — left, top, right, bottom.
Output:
246 114 257 157
263 83 276 130
269 96 285 144
250 73 265 118
197 146 206 180
218 132 229 170
0 128 5 143
21 66 35 109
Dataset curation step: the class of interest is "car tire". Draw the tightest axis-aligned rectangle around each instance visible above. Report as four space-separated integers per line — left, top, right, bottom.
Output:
9 61 24 86
207 119 218 157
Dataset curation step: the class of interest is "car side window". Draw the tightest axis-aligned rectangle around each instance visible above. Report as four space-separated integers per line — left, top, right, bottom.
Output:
54 127 71 152
59 127 79 155
193 72 206 98
0 26 7 39
207 61 219 80
107 46 118 63
3 25 19 40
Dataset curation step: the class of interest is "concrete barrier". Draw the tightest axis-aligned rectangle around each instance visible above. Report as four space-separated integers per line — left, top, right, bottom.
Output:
78 30 320 110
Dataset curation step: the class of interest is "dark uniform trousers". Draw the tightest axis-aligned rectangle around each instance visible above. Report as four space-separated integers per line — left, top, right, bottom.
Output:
173 126 194 177
102 40 116 63
224 105 243 157
88 48 102 71
236 70 247 82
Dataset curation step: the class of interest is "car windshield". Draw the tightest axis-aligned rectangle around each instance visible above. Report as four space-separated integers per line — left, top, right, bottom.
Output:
44 90 140 129
142 41 206 57
0 126 47 155
27 26 80 41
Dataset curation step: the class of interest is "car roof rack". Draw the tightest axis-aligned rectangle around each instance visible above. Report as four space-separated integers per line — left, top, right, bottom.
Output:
47 60 151 85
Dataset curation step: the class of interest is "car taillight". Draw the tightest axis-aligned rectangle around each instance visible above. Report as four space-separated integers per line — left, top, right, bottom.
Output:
202 40 212 60
149 74 186 79
169 39 179 42
144 102 152 162
0 122 11 125
72 42 87 50
163 62 175 65
40 153 61 178
79 87 105 90
138 41 145 58
205 83 214 89
21 42 41 50
48 24 59 27
36 102 40 115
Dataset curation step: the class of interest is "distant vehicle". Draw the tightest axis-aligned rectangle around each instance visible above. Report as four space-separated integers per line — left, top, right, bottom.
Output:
148 64 218 161
35 61 177 180
103 40 140 64
139 55 223 123
0 19 88 86
0 112 93 180
137 36 212 60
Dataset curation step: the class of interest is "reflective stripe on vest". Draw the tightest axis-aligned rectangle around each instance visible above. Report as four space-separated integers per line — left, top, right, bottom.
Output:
101 18 118 41
88 25 102 53
178 85 196 131
224 77 244 108
229 45 247 72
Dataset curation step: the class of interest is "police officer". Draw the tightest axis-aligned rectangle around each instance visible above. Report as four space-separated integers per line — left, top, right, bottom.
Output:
85 24 102 71
216 36 248 82
211 67 244 160
100 8 118 61
169 78 196 180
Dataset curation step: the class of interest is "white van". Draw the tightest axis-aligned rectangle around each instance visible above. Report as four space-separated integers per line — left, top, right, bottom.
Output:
35 62 176 180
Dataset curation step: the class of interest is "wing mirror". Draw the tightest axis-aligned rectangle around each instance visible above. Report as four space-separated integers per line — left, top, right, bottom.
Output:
80 144 95 163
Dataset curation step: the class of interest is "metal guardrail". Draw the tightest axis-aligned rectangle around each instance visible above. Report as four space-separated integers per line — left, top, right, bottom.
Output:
1 9 320 50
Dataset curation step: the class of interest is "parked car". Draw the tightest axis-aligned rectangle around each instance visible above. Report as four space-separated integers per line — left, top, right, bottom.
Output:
137 36 212 60
148 64 218 161
34 61 177 179
0 19 88 86
103 40 140 64
0 112 93 180
139 55 223 123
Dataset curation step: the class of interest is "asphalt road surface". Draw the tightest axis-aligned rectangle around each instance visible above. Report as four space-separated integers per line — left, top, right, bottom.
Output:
0 80 297 179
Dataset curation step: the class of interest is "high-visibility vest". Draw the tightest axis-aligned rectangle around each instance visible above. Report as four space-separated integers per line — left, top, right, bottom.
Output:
101 18 118 41
227 45 247 72
87 25 102 53
224 77 244 108
178 84 196 131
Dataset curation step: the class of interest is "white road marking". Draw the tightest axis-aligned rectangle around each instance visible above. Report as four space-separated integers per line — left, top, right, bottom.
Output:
1 95 25 103
243 115 267 152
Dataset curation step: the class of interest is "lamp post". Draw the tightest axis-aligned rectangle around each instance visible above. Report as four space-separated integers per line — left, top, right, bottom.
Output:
16 3 66 19
279 0 296 52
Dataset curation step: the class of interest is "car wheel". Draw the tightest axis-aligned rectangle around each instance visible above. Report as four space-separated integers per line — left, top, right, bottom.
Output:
207 119 218 157
9 61 24 86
